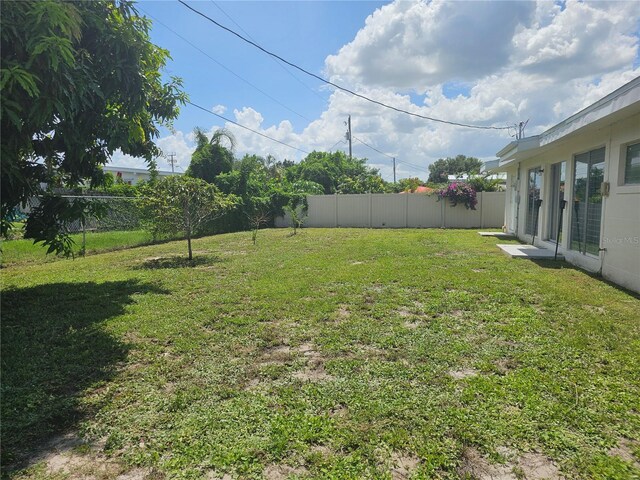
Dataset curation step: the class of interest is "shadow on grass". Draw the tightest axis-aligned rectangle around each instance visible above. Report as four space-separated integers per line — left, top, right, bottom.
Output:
530 259 640 298
133 254 225 270
529 258 569 270
0 280 168 470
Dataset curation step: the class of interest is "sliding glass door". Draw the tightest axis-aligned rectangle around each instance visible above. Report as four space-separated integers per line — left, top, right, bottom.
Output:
548 162 566 243
570 148 605 255
525 167 542 236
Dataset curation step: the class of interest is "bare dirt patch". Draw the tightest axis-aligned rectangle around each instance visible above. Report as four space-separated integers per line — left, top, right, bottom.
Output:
309 445 332 457
293 362 333 382
297 342 315 354
263 464 308 479
293 343 334 382
258 345 293 367
404 321 421 329
583 304 606 314
396 307 413 318
448 368 478 380
459 447 516 480
495 357 519 375
608 438 640 468
336 305 350 320
15 433 150 480
390 452 420 479
244 377 262 390
517 452 563 479
266 345 293 356
329 404 348 417
205 473 233 480
459 447 563 480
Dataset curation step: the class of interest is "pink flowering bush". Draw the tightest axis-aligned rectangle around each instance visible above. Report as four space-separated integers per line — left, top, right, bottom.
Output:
437 182 477 210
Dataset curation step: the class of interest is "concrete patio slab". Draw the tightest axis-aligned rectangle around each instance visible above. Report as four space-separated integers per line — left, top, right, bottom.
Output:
478 231 516 239
497 244 564 259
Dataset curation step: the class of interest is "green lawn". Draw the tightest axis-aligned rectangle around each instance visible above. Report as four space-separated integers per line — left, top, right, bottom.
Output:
2 229 639 479
1 229 154 266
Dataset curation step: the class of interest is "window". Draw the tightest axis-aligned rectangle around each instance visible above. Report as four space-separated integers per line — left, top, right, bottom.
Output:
624 142 640 184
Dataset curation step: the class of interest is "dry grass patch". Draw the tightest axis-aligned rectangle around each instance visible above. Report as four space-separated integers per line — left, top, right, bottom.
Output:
292 342 334 382
448 368 479 380
390 452 420 479
263 464 308 479
609 438 640 469
459 447 563 480
10 434 150 480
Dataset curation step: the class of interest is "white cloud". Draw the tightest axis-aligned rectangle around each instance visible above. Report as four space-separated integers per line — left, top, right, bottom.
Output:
211 104 227 115
325 1 534 90
513 0 639 80
108 130 195 173
112 1 639 182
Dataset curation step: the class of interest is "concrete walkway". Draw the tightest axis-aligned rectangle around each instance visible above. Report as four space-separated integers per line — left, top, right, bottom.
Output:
477 231 516 239
497 244 563 259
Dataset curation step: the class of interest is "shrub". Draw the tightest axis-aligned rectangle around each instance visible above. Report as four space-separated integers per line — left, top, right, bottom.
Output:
438 182 477 210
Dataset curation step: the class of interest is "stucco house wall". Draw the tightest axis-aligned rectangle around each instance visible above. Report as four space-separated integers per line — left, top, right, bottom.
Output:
496 77 640 293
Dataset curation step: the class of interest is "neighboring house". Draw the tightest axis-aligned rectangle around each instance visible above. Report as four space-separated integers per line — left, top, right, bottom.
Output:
446 171 506 184
447 165 507 187
494 76 640 293
103 165 181 185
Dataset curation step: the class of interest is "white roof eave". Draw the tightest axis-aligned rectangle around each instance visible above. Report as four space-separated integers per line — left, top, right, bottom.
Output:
495 136 540 170
494 76 640 170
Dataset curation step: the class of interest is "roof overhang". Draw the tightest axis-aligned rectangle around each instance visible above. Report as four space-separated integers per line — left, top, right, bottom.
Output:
495 136 541 170
494 76 640 171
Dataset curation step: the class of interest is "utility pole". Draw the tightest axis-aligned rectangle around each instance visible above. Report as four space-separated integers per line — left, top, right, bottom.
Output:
345 115 352 160
516 119 529 140
393 157 396 183
167 152 177 173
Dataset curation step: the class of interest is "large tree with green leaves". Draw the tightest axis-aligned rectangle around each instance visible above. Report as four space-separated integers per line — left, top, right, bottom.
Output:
287 151 386 194
427 155 483 183
186 127 235 183
1 0 186 254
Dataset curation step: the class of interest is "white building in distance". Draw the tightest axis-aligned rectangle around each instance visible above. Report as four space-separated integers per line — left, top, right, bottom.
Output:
103 165 181 185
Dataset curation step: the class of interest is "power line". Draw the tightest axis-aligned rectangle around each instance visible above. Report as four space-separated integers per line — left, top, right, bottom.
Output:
187 100 309 155
178 0 513 131
353 135 395 160
397 159 428 171
139 6 311 122
209 0 326 102
329 139 345 151
351 135 424 171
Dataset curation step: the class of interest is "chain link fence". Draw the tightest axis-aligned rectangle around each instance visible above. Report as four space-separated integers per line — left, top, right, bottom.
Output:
20 194 144 233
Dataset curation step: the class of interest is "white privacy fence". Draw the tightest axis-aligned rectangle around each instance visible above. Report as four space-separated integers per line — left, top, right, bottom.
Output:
275 192 505 229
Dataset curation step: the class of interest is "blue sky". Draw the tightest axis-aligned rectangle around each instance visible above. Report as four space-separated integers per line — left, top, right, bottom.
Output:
112 1 640 180
138 1 387 133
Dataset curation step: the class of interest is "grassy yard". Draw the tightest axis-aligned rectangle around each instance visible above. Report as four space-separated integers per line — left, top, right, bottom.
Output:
1 229 155 266
2 228 639 479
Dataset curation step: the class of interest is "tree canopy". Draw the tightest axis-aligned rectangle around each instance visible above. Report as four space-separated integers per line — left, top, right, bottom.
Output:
287 151 385 194
185 127 235 183
140 176 237 260
1 0 186 253
427 155 483 183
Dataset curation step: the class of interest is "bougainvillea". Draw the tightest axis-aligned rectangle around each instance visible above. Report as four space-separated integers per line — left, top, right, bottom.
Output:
437 182 478 210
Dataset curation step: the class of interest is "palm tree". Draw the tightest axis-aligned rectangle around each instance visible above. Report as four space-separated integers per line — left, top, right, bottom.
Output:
187 127 236 183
